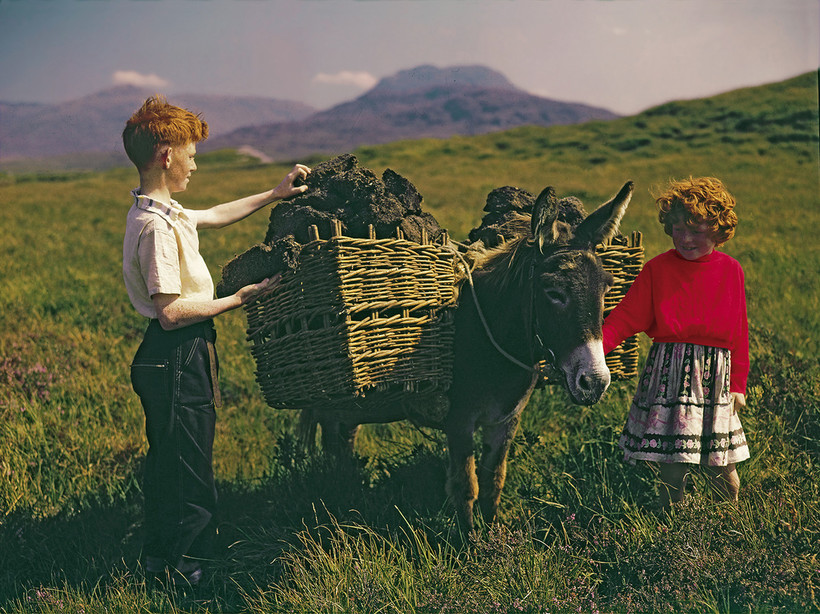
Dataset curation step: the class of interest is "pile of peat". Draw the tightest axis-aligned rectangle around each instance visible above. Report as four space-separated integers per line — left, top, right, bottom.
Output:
217 153 593 297
468 185 588 248
216 154 445 297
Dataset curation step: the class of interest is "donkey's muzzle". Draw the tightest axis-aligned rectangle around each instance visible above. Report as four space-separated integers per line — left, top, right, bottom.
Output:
563 341 611 405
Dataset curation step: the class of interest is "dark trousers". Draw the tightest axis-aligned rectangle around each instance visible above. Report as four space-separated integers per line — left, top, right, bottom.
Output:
130 319 220 566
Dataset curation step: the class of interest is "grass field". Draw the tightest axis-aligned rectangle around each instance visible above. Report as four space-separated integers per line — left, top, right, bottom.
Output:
0 71 818 613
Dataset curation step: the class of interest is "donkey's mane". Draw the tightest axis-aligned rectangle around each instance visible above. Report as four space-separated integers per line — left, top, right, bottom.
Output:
466 212 540 292
467 208 596 295
462 174 631 299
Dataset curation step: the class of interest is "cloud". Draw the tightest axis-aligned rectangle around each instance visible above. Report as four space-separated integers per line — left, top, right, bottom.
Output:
312 70 378 90
112 70 171 89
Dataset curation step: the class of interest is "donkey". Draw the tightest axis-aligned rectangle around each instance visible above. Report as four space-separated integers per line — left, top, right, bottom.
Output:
444 181 632 529
306 181 633 531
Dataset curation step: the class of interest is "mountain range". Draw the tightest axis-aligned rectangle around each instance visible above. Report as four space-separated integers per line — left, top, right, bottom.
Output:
0 65 618 170
0 86 316 164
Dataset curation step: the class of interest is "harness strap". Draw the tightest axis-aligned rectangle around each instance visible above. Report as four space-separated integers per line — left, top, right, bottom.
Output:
450 248 538 374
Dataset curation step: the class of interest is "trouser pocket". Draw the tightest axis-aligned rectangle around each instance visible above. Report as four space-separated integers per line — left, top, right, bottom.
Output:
176 336 218 409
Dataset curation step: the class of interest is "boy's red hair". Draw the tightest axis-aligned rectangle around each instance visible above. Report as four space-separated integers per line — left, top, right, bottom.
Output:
122 96 209 171
657 176 738 246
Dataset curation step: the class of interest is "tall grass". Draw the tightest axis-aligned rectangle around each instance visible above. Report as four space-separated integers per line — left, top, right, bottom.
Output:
0 72 818 612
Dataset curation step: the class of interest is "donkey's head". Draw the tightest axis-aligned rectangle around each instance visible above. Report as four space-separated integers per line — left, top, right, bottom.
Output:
529 181 633 405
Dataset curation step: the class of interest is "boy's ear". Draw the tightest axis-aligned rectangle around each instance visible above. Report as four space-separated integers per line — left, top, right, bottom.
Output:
150 145 171 170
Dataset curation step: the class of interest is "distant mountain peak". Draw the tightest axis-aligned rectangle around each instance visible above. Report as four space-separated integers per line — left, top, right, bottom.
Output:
371 64 518 94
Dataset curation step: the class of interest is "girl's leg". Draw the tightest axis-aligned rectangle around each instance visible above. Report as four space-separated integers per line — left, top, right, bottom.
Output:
658 462 689 509
704 463 740 502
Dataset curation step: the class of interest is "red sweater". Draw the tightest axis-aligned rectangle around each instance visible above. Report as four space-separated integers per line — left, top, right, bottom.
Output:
603 249 749 393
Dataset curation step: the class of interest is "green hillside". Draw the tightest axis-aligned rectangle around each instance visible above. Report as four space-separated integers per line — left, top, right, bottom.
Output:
0 71 817 612
355 71 817 231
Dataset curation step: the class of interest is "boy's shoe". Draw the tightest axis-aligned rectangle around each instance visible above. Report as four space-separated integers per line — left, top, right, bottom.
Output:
144 556 203 589
171 558 204 587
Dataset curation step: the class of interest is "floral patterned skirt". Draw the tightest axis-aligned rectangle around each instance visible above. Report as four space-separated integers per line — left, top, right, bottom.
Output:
618 342 749 466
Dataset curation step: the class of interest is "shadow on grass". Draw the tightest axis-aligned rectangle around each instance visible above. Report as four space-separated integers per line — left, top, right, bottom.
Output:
0 435 451 611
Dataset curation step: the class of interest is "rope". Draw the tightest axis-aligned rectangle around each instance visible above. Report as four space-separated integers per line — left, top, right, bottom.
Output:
448 245 538 374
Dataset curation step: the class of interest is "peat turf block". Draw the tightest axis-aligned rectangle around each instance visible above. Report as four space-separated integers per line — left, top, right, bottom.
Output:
467 185 588 248
217 154 445 298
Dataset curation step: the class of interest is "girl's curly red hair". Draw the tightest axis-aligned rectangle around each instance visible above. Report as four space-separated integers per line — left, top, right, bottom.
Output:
656 176 738 246
122 96 208 171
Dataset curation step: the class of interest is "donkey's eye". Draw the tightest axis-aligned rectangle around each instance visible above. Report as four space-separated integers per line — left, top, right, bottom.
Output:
544 288 569 308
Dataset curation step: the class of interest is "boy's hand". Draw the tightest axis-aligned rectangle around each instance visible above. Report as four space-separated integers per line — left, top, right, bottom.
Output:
236 273 282 305
272 164 311 200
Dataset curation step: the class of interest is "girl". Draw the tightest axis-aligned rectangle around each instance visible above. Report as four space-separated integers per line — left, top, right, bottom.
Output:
603 176 750 509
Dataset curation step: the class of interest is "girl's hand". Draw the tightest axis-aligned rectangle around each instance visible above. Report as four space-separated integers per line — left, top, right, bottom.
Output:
236 273 282 305
731 392 746 413
272 164 311 200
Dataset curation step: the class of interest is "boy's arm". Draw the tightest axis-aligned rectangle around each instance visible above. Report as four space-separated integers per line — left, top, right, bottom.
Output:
153 275 280 330
194 164 310 229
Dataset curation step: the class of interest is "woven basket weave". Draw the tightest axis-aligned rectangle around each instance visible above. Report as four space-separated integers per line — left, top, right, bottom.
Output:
244 224 459 417
600 231 644 380
539 230 644 384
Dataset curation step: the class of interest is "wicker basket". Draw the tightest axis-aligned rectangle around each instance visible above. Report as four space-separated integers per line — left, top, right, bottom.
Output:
539 231 644 384
244 223 459 418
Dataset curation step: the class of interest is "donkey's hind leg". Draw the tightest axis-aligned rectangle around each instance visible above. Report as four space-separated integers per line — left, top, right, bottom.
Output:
320 419 361 458
445 423 479 531
476 412 522 524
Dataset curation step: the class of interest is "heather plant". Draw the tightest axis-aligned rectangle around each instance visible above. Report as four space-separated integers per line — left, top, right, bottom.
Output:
0 351 55 408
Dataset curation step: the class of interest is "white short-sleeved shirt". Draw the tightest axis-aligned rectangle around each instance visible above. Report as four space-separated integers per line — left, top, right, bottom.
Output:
123 189 214 318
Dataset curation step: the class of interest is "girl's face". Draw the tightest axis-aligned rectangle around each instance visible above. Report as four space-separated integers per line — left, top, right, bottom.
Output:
671 219 716 261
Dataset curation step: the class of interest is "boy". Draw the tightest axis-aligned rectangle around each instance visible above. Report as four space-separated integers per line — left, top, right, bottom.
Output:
122 95 309 585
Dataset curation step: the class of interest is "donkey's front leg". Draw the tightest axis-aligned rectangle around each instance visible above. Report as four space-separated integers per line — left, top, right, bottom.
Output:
445 422 479 531
477 411 522 524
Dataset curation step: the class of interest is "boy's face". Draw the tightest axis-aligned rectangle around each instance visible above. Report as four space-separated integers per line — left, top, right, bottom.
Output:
165 142 197 193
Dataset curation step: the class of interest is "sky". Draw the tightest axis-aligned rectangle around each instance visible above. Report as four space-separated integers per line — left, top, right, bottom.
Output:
0 0 818 116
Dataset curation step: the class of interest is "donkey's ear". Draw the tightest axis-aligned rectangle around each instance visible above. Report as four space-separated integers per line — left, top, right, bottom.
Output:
531 186 560 253
572 181 633 247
